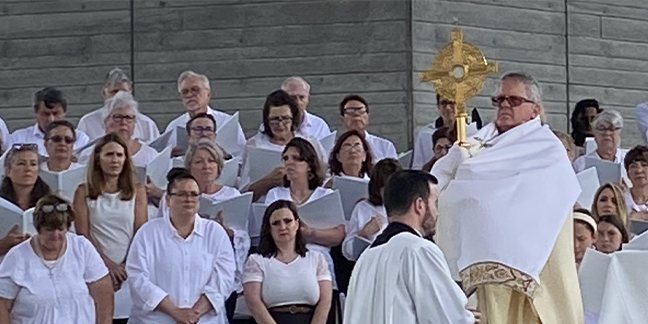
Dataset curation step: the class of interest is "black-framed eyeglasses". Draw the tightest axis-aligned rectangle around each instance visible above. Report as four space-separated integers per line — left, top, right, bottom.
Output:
190 126 215 134
169 191 200 199
269 116 293 126
594 125 622 133
491 95 535 108
343 106 368 116
180 86 202 97
433 144 453 153
41 203 69 213
47 135 75 144
111 114 136 124
340 142 364 152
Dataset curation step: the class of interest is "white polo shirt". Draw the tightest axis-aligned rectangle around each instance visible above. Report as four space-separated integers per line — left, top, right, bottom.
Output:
7 123 89 157
296 112 332 140
77 106 160 143
364 132 398 162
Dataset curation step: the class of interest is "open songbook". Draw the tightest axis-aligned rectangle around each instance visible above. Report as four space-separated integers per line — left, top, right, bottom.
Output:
583 157 622 184
215 112 240 157
398 150 413 169
198 192 253 231
216 158 239 187
585 137 597 155
39 166 86 202
149 126 189 152
242 147 283 185
576 167 600 208
249 190 345 238
319 131 337 157
134 146 172 188
350 236 372 260
0 197 36 236
332 176 369 220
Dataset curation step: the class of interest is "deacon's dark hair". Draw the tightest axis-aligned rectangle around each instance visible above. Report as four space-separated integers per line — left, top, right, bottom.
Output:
339 94 369 116
328 129 373 177
34 87 67 112
165 167 198 194
384 170 438 217
262 90 300 138
257 200 308 258
624 145 648 171
368 158 402 206
185 112 217 135
44 120 77 141
598 214 629 248
571 98 601 147
432 127 455 147
282 138 324 190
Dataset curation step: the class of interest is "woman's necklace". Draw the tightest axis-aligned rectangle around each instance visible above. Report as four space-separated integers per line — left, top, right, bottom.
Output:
33 235 67 279
290 188 313 206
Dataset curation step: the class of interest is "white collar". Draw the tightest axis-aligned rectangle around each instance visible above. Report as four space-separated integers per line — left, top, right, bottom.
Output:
31 124 45 138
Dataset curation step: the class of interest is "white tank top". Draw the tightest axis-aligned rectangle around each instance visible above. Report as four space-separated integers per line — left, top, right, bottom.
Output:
87 191 136 264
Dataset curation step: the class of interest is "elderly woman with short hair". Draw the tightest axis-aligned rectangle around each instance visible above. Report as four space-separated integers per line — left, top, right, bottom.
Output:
0 194 113 324
573 110 628 176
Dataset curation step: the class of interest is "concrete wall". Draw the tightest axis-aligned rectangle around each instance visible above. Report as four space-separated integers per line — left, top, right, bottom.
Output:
1 0 647 150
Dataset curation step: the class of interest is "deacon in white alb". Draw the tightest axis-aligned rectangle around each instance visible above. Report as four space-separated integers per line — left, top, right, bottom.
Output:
163 71 246 158
7 87 89 157
338 94 397 162
344 170 476 324
127 169 236 324
77 67 160 143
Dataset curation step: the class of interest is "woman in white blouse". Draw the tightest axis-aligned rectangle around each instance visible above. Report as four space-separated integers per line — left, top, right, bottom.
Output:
79 91 158 167
244 200 332 324
572 110 628 174
623 145 648 221
0 194 113 324
42 120 82 172
325 129 372 186
126 169 236 324
73 133 147 323
342 158 402 261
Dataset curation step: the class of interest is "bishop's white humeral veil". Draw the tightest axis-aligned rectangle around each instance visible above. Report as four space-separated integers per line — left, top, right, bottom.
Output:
432 117 584 324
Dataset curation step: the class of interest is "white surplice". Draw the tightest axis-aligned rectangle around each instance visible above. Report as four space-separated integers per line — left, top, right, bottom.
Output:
344 228 474 324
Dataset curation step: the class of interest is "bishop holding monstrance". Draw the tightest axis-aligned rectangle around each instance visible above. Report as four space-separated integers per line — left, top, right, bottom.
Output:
428 28 585 323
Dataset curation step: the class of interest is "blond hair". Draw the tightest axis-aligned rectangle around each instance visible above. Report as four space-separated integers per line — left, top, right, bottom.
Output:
591 182 627 226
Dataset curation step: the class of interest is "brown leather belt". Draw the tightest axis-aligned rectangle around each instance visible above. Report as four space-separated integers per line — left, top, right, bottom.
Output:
269 304 314 314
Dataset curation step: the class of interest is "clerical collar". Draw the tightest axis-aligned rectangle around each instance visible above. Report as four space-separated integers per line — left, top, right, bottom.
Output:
370 222 420 248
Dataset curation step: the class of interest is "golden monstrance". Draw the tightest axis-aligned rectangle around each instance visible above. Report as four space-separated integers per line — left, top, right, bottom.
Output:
420 25 498 144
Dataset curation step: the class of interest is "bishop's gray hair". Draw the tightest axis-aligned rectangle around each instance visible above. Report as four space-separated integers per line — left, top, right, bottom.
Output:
496 71 545 122
281 76 311 93
102 90 139 120
177 70 211 92
592 110 623 130
104 67 131 89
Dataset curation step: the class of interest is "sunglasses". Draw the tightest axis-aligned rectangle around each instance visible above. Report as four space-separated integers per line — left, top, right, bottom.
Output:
47 135 75 144
41 203 69 213
491 95 535 108
11 143 38 152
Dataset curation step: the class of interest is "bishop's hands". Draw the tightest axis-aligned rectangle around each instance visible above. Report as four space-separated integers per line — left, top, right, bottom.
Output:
359 216 383 239
466 307 482 323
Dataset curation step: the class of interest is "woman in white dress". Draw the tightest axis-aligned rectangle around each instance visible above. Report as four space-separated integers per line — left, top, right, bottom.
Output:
243 200 332 324
325 129 372 186
342 158 402 261
126 169 236 324
73 133 147 324
42 120 82 172
264 137 344 324
0 194 113 324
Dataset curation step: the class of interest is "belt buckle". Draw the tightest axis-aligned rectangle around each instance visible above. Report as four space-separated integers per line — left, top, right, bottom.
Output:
289 305 299 314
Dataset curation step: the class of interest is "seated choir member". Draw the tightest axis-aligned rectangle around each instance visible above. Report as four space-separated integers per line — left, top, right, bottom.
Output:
73 133 147 323
78 91 159 167
591 183 628 226
623 145 648 221
573 110 628 179
325 129 372 187
573 208 598 270
126 168 236 324
42 120 82 171
553 129 578 162
342 158 402 261
171 113 232 159
0 194 113 323
77 67 160 143
0 144 51 256
421 127 455 172
279 76 332 140
595 215 629 254
338 94 397 162
243 200 332 324
263 137 344 323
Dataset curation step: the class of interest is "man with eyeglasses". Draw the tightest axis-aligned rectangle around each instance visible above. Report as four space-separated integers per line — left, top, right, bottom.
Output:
177 113 232 159
7 87 89 157
163 71 246 158
338 94 397 162
421 127 455 172
432 72 584 324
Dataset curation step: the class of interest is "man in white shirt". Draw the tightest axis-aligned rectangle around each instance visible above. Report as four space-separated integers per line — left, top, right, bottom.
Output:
339 94 397 162
163 70 246 158
77 67 160 143
0 116 9 153
281 76 331 140
344 170 476 324
7 87 89 157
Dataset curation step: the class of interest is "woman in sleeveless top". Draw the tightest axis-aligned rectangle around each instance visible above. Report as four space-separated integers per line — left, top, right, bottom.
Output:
73 133 147 324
